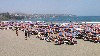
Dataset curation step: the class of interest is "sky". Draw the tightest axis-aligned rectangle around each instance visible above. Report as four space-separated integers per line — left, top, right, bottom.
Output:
0 0 100 16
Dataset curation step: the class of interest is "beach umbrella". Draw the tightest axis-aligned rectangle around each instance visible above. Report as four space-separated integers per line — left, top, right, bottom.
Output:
75 28 84 31
69 25 73 28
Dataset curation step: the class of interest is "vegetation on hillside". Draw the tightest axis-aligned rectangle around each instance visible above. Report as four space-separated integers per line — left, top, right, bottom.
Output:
0 12 25 20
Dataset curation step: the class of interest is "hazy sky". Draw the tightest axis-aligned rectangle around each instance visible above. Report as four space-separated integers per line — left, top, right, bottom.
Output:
0 0 100 16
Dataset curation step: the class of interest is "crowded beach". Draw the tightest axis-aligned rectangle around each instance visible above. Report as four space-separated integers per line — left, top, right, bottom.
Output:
0 21 100 45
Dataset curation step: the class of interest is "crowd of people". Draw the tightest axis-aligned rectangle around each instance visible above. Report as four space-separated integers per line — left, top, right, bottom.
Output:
0 21 100 45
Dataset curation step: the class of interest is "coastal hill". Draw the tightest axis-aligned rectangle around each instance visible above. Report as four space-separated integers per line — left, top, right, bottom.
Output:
0 12 76 21
0 12 25 20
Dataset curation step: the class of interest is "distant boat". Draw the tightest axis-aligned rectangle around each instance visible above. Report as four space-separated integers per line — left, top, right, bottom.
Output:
29 18 31 19
52 16 56 18
68 14 77 17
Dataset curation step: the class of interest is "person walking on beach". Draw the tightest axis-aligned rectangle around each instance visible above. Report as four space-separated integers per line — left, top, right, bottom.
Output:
16 27 18 36
28 28 31 38
25 29 28 40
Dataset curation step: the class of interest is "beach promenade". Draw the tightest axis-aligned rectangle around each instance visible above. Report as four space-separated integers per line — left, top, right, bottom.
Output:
0 30 100 56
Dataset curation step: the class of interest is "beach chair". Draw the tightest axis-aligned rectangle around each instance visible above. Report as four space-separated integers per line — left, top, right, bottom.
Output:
82 34 89 41
54 39 61 45
64 36 77 45
92 34 100 43
45 36 52 42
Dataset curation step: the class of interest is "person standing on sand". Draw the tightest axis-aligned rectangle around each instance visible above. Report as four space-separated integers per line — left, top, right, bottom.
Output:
25 29 28 40
28 28 31 38
16 27 18 36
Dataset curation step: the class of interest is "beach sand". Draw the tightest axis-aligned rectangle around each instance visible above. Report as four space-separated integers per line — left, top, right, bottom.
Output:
0 30 100 56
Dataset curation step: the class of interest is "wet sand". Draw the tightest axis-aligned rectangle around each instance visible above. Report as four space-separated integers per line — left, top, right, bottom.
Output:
0 30 100 56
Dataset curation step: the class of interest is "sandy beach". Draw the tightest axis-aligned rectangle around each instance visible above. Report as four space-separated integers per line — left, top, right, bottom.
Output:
0 29 100 56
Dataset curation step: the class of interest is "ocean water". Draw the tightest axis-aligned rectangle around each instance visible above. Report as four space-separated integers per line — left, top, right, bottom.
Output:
15 16 100 23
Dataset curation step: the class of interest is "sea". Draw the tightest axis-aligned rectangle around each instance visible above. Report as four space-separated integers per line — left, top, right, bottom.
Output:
10 16 100 23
